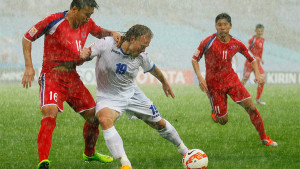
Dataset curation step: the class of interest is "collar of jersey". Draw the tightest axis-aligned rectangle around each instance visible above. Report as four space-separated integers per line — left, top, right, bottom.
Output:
119 47 130 56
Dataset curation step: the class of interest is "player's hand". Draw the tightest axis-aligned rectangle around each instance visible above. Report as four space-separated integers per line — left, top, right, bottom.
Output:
116 36 124 48
22 66 35 88
162 84 175 98
261 59 265 64
254 74 265 86
111 31 122 47
199 79 208 94
80 46 92 60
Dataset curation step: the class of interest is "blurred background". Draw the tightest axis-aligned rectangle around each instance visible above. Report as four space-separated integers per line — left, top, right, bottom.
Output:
0 0 299 84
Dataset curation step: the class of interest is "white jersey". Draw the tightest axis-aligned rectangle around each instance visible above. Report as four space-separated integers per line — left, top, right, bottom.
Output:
89 37 155 100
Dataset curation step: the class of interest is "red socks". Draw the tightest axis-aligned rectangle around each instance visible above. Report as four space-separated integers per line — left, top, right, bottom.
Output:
256 85 264 100
249 108 266 140
83 121 99 156
37 117 56 162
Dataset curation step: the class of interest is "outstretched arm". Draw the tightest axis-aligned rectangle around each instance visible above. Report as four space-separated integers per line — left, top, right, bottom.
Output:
22 37 35 88
192 60 208 94
150 67 175 98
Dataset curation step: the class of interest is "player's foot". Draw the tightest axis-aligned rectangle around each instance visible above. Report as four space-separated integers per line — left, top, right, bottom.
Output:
121 164 132 169
37 159 51 169
256 99 266 105
83 152 114 163
211 111 218 123
261 136 278 146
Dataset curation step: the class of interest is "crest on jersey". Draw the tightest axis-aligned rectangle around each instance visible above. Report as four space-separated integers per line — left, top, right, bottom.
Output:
81 32 87 38
229 44 238 50
29 27 38 37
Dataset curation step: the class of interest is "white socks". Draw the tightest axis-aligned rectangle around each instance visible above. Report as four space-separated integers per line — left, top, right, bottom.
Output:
102 126 125 158
102 126 131 167
157 120 189 155
177 142 189 155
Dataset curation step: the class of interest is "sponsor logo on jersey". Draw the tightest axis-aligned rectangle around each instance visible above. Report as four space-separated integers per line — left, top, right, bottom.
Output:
29 27 38 37
111 49 121 55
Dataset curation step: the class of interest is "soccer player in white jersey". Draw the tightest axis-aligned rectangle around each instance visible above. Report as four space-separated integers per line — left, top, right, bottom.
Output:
80 24 189 169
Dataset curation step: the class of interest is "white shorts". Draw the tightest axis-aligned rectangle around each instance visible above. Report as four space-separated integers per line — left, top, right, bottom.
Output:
96 87 162 123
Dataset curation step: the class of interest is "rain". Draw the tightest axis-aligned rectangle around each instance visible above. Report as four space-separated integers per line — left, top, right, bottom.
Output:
0 0 299 169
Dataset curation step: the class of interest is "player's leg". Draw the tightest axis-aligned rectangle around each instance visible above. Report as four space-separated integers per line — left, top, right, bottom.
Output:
144 118 189 156
209 89 229 125
37 73 64 168
37 105 58 168
239 99 277 146
129 87 189 156
67 78 113 163
207 94 218 123
256 64 266 105
97 107 131 168
233 84 277 146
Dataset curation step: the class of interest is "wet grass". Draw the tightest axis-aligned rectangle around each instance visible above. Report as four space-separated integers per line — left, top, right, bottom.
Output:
0 84 299 169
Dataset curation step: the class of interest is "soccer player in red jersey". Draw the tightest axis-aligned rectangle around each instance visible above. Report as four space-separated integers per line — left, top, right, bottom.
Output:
21 0 121 168
192 13 277 146
242 24 266 105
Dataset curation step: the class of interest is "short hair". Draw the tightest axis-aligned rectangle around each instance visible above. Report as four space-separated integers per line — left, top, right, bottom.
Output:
256 24 264 30
123 24 154 42
70 0 99 10
215 13 232 24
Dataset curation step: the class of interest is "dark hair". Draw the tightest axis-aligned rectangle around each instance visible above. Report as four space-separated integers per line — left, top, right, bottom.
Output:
70 0 99 10
215 13 231 24
123 24 153 42
256 24 264 30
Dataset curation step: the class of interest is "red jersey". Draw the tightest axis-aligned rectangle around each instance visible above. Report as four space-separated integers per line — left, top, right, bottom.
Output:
24 11 102 74
193 33 255 89
248 35 264 59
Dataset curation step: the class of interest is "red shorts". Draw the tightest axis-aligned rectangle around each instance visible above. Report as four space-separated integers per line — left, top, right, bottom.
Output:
208 82 251 118
242 61 264 79
39 70 96 113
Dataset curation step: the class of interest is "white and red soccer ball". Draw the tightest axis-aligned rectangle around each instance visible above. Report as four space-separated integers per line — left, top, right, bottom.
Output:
182 149 208 169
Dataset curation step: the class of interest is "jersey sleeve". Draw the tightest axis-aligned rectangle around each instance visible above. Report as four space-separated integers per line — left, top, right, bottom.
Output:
88 19 102 38
192 35 212 62
24 12 65 42
141 52 155 73
239 40 255 63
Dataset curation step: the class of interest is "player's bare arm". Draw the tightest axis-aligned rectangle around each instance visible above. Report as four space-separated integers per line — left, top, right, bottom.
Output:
150 66 175 98
98 28 121 46
251 60 265 86
22 37 35 88
192 60 208 94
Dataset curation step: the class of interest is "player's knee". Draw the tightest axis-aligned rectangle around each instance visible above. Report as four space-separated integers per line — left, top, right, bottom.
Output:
98 117 114 129
145 119 166 130
81 109 98 124
245 104 256 113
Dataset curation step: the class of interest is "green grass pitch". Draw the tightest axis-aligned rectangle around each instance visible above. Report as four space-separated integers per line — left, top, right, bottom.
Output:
0 84 299 169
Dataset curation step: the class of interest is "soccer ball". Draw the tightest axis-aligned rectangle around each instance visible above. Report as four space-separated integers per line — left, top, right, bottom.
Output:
182 149 208 169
